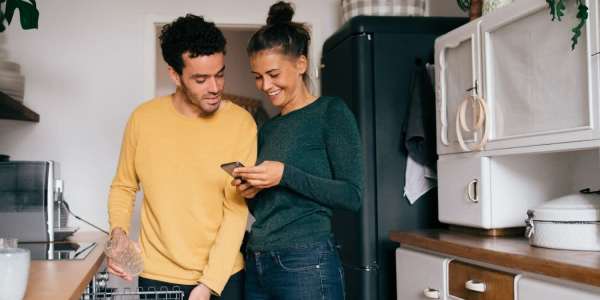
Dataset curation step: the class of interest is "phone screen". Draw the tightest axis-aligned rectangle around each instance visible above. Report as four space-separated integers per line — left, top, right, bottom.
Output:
220 161 244 178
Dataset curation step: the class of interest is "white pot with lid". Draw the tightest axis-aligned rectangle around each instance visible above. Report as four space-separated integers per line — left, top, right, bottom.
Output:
525 191 600 251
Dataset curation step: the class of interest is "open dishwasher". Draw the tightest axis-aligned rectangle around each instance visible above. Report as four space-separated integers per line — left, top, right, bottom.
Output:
81 270 185 300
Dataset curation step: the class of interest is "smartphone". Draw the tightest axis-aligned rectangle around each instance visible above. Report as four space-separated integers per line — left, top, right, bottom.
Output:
220 161 245 179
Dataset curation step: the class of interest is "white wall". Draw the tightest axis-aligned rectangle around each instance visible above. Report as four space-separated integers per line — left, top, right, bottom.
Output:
0 0 465 234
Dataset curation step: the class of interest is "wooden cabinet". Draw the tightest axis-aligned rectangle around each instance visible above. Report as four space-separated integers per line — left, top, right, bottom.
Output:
436 0 600 154
391 230 600 300
437 153 569 229
395 248 451 300
518 276 600 300
479 0 600 151
436 20 482 155
435 0 600 230
448 261 517 300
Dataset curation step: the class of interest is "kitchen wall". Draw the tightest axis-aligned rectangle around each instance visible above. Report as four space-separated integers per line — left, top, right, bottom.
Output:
0 0 465 235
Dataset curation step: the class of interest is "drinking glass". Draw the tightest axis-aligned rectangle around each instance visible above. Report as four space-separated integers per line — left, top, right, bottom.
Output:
0 238 30 300
104 238 144 277
0 238 17 249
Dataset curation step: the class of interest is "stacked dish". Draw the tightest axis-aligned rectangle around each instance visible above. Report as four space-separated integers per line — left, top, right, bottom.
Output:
0 60 24 102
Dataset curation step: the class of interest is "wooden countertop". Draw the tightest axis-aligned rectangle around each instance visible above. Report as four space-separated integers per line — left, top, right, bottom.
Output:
390 229 600 287
23 231 107 300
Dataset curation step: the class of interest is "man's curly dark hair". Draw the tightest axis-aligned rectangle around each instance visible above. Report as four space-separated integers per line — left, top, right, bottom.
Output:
159 14 226 75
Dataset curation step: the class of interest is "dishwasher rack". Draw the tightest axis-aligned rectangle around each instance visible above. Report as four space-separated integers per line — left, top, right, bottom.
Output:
81 271 185 300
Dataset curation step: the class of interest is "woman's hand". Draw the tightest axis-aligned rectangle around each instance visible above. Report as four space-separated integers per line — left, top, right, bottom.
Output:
231 179 263 199
233 160 284 189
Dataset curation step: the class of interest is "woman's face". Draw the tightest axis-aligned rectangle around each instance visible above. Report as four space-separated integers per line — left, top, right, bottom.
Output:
250 49 307 108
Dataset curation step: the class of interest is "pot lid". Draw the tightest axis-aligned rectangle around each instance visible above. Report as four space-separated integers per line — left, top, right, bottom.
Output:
530 192 600 222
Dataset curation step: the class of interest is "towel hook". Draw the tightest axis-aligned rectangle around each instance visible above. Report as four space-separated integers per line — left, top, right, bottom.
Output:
466 80 479 95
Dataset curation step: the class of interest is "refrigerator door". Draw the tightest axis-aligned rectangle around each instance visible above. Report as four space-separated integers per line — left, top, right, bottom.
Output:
322 32 379 300
322 16 468 300
372 31 443 300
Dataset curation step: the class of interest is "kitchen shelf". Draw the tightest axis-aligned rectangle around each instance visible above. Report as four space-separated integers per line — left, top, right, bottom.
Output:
0 91 39 122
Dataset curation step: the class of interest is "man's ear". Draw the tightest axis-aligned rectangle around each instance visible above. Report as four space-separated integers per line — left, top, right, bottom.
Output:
296 55 308 76
167 66 182 87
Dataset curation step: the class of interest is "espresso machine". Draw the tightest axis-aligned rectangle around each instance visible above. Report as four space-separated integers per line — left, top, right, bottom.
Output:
0 160 77 242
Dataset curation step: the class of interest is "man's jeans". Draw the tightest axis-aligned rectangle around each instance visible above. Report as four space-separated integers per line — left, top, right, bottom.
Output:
245 238 345 300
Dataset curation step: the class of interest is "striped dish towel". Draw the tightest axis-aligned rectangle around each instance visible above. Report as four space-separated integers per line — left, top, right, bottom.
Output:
341 0 426 21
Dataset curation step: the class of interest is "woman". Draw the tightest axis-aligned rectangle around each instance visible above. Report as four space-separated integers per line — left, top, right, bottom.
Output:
232 2 364 299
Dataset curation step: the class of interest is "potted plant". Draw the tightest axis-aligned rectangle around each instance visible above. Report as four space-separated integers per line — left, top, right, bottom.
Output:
0 0 39 32
456 0 588 49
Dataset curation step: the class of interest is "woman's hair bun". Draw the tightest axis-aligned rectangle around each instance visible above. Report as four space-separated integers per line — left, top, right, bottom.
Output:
267 1 294 25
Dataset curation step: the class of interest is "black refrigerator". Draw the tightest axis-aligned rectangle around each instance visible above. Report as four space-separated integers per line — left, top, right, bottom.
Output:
321 16 466 300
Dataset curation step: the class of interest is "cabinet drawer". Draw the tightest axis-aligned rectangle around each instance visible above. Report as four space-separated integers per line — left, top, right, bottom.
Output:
396 248 451 300
518 276 600 300
449 261 515 300
438 156 491 228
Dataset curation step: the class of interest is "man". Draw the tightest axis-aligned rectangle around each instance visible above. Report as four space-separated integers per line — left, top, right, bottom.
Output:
107 14 256 300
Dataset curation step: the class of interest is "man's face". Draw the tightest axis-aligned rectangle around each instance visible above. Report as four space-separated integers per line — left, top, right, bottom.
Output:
173 52 225 116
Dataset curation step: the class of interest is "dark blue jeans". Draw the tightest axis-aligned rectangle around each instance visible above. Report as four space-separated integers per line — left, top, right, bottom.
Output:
139 271 244 300
245 238 345 300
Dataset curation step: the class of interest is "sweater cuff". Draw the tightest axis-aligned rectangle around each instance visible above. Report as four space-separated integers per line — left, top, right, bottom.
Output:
280 163 297 188
198 278 222 296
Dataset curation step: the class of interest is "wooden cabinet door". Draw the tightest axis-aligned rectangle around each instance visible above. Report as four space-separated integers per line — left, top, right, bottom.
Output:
449 261 516 300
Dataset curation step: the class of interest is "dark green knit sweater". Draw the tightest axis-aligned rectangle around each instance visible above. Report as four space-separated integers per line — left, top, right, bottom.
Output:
247 96 364 251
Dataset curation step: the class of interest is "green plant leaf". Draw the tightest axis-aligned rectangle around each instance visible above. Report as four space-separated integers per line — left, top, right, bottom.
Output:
0 8 5 32
571 0 588 50
2 0 38 30
546 0 557 21
556 0 566 21
17 0 38 29
5 0 18 24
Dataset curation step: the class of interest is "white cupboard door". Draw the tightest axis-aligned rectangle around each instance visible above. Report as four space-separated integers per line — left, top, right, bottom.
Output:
480 0 600 150
438 156 491 228
518 276 600 299
436 20 483 155
396 247 450 300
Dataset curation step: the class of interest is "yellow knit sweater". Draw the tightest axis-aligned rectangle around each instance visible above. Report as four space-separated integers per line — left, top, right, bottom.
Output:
108 95 257 294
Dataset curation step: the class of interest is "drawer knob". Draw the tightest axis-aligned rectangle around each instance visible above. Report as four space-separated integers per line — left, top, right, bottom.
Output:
465 279 486 293
423 288 441 299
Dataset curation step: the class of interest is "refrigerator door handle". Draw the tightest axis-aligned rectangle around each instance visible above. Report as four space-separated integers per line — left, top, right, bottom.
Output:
343 262 379 272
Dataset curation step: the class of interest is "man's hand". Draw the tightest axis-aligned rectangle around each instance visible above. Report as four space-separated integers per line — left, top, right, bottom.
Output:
188 283 212 300
106 228 134 281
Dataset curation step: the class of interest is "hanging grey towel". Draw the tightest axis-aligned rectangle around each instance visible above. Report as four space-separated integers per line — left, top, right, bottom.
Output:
404 62 437 170
403 61 438 204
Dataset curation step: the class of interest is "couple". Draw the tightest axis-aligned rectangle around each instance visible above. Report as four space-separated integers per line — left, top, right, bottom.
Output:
106 2 363 300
